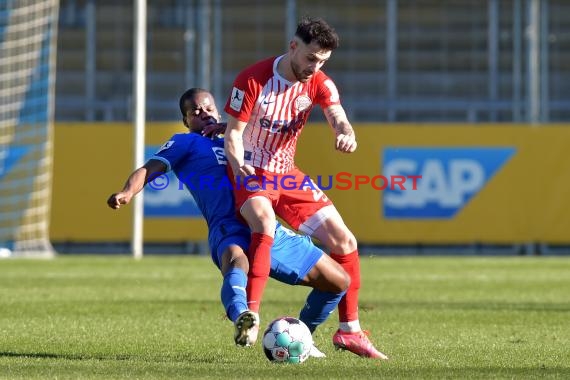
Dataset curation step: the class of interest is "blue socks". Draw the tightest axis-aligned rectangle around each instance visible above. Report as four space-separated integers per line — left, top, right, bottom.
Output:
222 267 345 332
220 268 248 322
299 289 346 333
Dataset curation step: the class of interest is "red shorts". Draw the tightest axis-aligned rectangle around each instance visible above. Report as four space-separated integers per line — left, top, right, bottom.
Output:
229 166 335 233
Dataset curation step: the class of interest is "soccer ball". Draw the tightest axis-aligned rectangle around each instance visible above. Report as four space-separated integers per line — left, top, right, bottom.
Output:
262 316 313 364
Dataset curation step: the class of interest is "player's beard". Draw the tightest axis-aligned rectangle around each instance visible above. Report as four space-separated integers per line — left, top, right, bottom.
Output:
291 61 312 83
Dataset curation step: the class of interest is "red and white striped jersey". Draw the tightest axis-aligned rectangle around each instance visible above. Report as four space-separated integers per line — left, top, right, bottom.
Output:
224 55 341 173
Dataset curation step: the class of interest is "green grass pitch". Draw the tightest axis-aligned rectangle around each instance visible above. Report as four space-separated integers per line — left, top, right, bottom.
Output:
0 255 568 379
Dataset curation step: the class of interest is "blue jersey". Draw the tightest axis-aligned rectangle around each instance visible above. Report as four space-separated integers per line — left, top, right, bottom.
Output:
151 132 322 282
151 132 249 265
151 133 235 231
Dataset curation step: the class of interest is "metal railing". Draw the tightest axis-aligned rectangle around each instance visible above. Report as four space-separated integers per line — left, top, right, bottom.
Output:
55 0 570 123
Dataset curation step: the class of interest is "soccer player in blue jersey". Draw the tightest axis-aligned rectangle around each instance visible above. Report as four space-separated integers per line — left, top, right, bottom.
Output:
107 88 351 356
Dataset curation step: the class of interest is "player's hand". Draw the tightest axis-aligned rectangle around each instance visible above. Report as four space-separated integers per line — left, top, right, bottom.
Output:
107 192 132 209
236 164 261 192
234 164 256 184
202 122 226 138
335 133 357 153
236 164 256 178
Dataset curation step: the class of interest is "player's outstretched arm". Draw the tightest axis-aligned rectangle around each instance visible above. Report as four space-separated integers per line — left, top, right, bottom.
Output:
107 159 167 209
324 104 357 153
224 115 255 178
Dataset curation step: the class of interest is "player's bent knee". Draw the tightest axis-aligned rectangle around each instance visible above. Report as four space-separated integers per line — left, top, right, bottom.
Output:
241 200 276 234
316 224 358 253
306 255 351 293
329 256 350 292
330 233 357 253
221 246 249 274
345 234 358 252
230 254 249 272
327 271 350 293
335 269 350 293
342 271 351 291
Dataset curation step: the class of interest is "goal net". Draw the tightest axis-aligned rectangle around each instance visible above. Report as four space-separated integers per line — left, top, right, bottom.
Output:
0 0 59 258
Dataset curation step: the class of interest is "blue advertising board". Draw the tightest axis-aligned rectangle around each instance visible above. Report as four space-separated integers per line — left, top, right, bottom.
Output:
382 147 516 219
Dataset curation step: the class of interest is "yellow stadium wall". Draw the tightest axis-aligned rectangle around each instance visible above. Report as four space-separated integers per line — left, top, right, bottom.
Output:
51 123 570 244
51 123 208 242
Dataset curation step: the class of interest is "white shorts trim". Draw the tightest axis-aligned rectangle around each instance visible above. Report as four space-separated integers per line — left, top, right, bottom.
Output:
298 204 336 236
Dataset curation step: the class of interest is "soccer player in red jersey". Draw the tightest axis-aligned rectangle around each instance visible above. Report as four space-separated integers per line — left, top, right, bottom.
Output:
224 17 387 359
107 88 349 357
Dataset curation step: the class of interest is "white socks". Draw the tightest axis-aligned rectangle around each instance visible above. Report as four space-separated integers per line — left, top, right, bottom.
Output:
339 320 361 333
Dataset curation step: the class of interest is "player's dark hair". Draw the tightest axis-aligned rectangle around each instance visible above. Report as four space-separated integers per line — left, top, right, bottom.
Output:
295 16 339 50
179 87 208 116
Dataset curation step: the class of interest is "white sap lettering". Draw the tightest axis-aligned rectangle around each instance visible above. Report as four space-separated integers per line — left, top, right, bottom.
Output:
383 159 417 208
419 160 451 206
448 159 485 205
384 158 485 209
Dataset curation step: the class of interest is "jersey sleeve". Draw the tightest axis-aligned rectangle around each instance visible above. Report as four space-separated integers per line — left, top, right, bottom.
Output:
315 73 342 109
224 70 260 123
150 134 191 172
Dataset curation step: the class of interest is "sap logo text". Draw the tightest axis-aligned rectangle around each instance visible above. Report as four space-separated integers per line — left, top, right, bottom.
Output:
382 147 515 219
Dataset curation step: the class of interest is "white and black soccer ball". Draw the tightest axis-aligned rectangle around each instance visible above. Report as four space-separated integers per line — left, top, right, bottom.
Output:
262 316 313 364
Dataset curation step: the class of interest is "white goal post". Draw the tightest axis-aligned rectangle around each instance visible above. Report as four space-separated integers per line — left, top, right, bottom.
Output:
0 0 59 258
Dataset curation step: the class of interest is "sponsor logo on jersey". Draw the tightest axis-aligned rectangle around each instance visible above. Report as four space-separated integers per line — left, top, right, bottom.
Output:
294 95 312 112
155 140 174 153
262 96 274 105
230 87 245 112
382 147 516 219
211 146 227 165
259 117 304 134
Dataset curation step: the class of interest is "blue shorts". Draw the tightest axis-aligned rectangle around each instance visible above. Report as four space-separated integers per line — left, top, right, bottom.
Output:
269 224 323 285
209 220 250 269
210 221 322 285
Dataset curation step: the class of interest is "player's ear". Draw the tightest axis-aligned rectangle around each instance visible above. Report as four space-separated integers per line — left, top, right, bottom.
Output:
289 39 297 52
182 116 190 129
